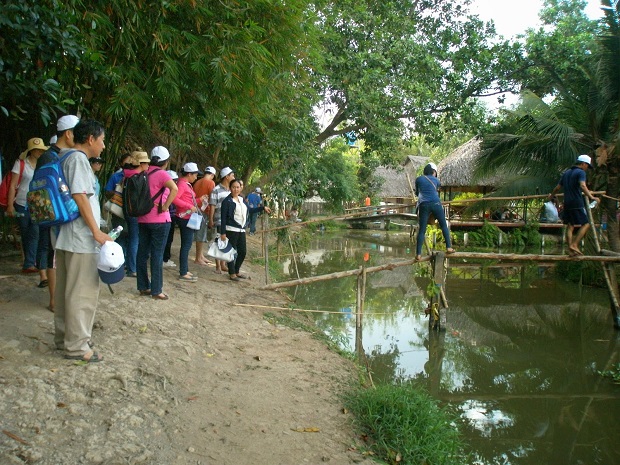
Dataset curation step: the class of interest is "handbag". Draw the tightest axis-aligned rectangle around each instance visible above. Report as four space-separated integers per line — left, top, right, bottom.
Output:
207 238 237 262
185 192 204 230
103 181 124 219
187 212 204 230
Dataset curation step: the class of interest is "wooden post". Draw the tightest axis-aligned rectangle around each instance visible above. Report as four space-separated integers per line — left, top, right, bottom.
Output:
355 266 366 358
586 202 620 328
263 214 270 285
431 251 447 330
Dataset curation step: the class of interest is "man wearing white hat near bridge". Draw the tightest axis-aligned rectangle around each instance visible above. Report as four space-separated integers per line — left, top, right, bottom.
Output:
549 154 600 256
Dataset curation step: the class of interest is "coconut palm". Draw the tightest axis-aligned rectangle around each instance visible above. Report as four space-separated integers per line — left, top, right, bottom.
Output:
474 0 620 250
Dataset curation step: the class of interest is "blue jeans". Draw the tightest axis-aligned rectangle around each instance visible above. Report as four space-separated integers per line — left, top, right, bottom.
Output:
137 222 170 296
416 202 452 256
249 212 259 233
125 216 139 273
115 215 139 273
36 225 50 270
15 203 39 269
176 217 195 276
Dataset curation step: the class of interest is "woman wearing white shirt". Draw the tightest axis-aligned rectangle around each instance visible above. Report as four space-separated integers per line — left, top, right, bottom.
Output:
219 179 270 281
6 138 48 277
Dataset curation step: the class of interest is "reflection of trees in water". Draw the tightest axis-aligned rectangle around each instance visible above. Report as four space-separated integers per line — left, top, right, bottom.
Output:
441 303 620 465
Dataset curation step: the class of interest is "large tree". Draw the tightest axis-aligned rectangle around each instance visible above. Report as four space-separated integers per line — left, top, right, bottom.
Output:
312 0 521 159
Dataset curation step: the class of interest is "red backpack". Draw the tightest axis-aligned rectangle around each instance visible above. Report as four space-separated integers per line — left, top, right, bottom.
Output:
0 159 25 210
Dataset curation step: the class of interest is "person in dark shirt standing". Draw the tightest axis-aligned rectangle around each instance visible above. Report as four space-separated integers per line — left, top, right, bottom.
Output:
549 154 599 256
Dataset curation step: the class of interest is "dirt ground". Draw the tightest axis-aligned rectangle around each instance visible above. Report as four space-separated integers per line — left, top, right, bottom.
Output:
0 234 376 465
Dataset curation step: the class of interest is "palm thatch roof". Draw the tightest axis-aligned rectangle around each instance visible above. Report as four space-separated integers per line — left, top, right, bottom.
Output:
374 155 429 199
437 137 500 190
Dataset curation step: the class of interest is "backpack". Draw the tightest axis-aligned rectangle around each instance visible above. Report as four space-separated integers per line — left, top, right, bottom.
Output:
122 169 165 217
27 149 80 226
0 159 25 210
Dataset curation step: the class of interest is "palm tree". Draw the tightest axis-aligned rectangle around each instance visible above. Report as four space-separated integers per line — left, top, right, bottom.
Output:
475 0 620 251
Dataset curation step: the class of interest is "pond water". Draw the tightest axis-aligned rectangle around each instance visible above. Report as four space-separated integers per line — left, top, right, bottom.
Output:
278 230 620 465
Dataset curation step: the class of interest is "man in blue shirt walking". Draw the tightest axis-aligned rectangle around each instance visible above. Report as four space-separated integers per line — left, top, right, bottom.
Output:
549 155 599 256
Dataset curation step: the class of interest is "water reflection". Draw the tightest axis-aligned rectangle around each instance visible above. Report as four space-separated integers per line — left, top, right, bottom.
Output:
279 231 620 465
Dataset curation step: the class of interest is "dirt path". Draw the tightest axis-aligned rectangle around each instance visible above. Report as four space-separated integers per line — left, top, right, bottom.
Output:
0 238 374 465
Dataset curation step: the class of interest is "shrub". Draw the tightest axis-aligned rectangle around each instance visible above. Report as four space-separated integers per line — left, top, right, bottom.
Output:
344 384 466 465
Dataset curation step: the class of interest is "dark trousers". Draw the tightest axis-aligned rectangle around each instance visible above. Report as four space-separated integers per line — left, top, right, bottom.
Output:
176 217 195 276
137 222 171 296
163 216 177 263
226 230 247 276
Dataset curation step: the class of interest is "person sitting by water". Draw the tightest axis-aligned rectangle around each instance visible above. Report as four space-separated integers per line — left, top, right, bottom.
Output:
414 162 455 261
540 196 561 223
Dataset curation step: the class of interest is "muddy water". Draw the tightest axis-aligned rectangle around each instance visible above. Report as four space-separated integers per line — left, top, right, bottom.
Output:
280 230 620 465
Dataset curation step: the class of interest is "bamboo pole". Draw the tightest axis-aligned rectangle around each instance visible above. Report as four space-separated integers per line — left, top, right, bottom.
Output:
263 214 270 285
288 230 300 281
586 202 620 326
261 252 620 291
445 191 606 204
261 257 430 290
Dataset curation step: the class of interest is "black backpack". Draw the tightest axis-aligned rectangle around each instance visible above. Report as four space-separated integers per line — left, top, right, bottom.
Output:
122 170 165 217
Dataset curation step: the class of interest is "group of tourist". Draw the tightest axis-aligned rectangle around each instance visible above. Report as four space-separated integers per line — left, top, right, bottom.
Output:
4 114 270 363
4 109 599 364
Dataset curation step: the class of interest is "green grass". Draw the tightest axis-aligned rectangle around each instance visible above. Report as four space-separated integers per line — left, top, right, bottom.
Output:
343 384 467 465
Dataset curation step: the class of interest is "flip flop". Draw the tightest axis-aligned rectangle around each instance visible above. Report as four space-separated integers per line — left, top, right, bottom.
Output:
179 275 198 282
568 247 583 256
139 289 151 296
229 276 240 281
152 293 169 300
236 274 249 279
64 351 103 363
415 255 422 262
446 248 456 254
37 279 49 288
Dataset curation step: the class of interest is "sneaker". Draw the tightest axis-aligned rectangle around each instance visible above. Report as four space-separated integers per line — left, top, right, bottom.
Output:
163 260 177 268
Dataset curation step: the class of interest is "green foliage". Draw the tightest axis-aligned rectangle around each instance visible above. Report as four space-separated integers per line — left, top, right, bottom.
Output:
598 363 620 384
314 0 520 160
306 138 361 211
343 385 466 465
507 222 541 248
469 221 502 248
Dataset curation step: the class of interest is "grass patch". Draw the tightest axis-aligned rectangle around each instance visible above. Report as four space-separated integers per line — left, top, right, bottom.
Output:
343 384 467 465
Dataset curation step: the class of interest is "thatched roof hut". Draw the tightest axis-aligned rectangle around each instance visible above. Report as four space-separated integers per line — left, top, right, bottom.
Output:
437 138 499 198
374 155 429 203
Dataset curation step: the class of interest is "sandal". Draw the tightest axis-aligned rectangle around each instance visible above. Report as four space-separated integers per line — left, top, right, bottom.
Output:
179 275 198 282
236 274 248 279
152 293 169 300
37 279 49 288
446 248 456 254
415 255 422 261
139 290 151 296
64 351 103 363
229 276 240 281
